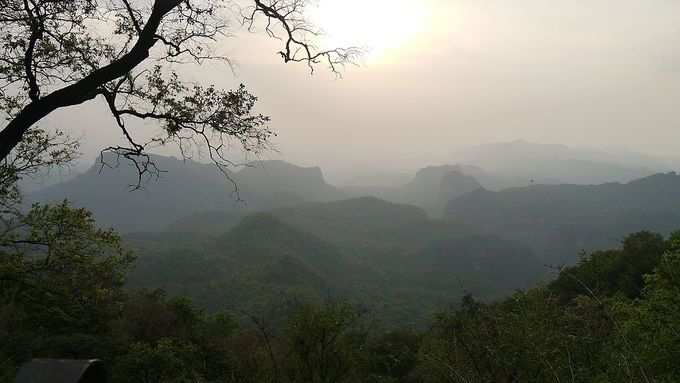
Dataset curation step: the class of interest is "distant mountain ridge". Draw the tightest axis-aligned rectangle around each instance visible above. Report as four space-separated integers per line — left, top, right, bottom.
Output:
402 166 483 215
344 165 485 216
30 154 345 232
446 172 680 264
452 140 665 185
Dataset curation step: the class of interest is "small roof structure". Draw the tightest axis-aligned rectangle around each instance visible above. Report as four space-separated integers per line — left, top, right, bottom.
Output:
15 359 107 383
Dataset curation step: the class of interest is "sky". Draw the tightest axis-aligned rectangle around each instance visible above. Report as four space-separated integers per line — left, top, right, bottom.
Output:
40 0 680 183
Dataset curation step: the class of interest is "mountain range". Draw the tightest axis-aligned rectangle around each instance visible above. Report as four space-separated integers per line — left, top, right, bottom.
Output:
446 172 680 264
30 154 345 232
24 143 680 322
128 197 544 326
451 140 667 186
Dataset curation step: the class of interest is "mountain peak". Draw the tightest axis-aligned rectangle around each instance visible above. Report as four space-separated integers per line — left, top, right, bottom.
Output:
30 154 345 232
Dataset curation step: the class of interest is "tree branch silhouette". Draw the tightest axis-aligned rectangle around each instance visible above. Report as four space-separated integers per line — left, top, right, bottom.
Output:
0 0 358 186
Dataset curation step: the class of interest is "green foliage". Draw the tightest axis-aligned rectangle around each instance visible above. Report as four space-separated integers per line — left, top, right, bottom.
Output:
113 339 199 383
110 290 238 383
416 231 680 383
128 197 543 327
2 145 679 383
0 128 78 208
363 330 421 383
419 289 612 382
283 302 365 383
0 201 133 381
4 227 680 382
550 231 666 301
608 239 680 382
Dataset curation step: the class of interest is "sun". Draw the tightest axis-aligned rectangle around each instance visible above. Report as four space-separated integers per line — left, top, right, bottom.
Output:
311 0 430 62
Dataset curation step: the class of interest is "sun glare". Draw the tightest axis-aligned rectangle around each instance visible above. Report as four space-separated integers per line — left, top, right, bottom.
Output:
312 0 430 63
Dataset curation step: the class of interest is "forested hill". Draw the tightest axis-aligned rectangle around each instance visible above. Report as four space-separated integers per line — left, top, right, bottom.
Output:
29 154 345 232
446 172 680 264
128 197 544 325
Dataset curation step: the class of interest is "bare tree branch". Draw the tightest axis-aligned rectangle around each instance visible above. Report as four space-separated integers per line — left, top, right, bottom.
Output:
0 0 359 185
245 0 362 74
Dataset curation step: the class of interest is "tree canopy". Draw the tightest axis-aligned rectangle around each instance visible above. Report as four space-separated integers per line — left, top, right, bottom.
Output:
0 0 359 183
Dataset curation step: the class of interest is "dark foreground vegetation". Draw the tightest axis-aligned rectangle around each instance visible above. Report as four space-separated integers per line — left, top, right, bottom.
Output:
2 198 679 382
1 1 677 381
30 153 680 327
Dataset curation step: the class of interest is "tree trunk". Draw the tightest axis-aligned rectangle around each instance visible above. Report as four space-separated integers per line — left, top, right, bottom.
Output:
0 0 180 161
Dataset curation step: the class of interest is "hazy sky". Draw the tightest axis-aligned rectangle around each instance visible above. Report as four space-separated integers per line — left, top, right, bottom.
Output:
41 0 680 182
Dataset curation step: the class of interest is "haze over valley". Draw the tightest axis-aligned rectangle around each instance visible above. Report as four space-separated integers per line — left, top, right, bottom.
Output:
21 140 680 325
3 1 680 381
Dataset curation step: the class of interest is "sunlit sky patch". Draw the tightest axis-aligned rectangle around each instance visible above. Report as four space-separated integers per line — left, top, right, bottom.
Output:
310 0 431 63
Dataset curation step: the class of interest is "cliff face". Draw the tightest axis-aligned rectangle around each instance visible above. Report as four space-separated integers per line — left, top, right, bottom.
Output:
402 165 483 216
29 155 345 232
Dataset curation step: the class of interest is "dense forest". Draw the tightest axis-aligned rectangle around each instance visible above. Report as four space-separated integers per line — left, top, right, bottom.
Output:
1 1 679 381
29 153 680 327
2 198 679 382
3 150 680 382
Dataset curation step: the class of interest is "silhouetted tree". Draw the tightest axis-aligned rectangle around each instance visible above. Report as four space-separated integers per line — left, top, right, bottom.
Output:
0 0 359 184
0 127 78 208
0 200 134 368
